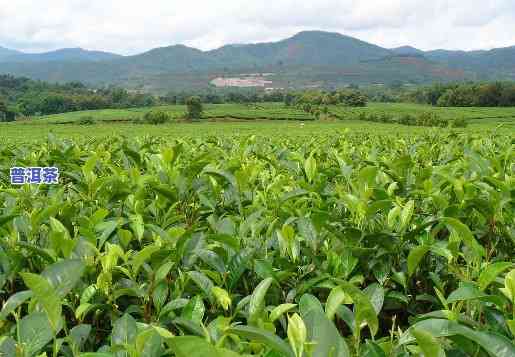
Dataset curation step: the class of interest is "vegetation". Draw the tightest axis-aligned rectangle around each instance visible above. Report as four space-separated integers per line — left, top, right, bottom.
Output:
0 97 16 122
284 90 368 120
77 116 95 125
286 90 368 108
0 75 157 117
162 89 286 105
140 110 172 125
185 96 203 120
326 102 515 127
2 31 515 91
331 110 468 128
0 128 513 356
1 33 514 356
31 103 315 124
406 82 515 107
0 75 291 120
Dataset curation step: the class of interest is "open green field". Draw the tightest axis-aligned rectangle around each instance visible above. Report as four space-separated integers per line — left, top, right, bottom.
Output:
328 102 515 125
1 102 512 143
22 102 515 127
0 121 469 143
30 103 313 124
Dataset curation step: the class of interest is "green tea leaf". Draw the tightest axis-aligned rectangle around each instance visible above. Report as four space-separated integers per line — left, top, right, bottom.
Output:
0 290 33 320
441 217 485 259
304 154 317 183
211 287 231 311
21 272 62 332
478 262 513 291
287 313 307 357
407 245 430 278
325 286 351 321
248 278 273 325
400 200 414 232
299 294 351 357
41 259 86 297
228 326 294 357
19 312 55 357
401 319 515 357
411 327 446 357
112 313 137 349
447 282 487 303
169 336 242 357
340 282 379 337
270 303 297 322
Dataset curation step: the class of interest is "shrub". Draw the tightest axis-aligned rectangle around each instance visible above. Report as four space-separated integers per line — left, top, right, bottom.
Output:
451 117 468 128
185 96 203 119
398 114 414 125
367 113 379 122
343 91 367 107
78 116 95 125
379 113 392 123
142 110 171 124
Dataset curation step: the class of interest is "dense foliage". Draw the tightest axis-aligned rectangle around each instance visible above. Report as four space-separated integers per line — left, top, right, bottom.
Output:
284 90 368 120
161 89 286 105
0 130 513 356
139 110 172 125
406 82 515 107
0 75 290 119
330 110 468 128
185 97 203 120
0 75 157 117
286 90 367 108
0 97 16 122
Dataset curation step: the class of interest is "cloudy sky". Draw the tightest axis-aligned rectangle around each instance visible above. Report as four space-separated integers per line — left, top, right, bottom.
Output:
0 0 514 55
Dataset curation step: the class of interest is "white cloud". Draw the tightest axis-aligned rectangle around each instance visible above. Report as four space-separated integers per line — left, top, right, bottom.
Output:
0 0 513 54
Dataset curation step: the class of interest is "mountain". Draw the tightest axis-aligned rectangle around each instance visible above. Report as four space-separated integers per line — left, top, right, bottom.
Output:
391 46 425 56
425 46 515 80
0 46 23 61
0 47 121 63
0 31 513 91
208 31 392 68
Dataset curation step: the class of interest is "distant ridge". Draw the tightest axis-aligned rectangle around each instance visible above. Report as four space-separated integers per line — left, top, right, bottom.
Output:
0 46 23 60
0 30 513 91
0 47 121 63
391 46 425 56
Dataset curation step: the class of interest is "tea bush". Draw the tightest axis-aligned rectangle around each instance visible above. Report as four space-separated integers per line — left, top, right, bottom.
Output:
0 131 513 356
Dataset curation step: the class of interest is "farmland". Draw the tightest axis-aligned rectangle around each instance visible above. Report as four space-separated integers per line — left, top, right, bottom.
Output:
0 104 514 356
30 103 313 124
17 102 515 127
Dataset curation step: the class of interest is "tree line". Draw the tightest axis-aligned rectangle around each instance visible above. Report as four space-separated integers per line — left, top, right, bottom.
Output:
2 74 515 122
284 89 367 119
0 75 289 121
0 75 158 119
160 89 286 105
405 82 515 107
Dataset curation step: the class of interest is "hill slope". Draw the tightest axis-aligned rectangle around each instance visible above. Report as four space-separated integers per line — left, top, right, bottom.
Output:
0 31 513 91
0 46 23 61
391 46 425 56
425 46 515 80
0 47 121 63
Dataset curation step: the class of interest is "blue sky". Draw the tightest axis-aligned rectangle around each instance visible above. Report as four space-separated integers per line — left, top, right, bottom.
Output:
0 0 514 54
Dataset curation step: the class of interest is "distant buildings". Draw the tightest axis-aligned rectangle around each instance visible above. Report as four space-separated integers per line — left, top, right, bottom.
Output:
210 74 275 88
